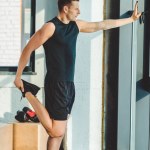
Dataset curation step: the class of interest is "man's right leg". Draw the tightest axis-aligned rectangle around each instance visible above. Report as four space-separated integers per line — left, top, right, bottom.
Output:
25 92 67 138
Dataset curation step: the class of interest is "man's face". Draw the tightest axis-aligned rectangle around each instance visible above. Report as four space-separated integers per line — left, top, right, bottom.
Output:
65 1 80 21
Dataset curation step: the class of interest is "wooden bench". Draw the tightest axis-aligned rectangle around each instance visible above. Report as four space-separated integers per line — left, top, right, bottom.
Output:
13 122 49 150
0 123 13 150
0 122 49 150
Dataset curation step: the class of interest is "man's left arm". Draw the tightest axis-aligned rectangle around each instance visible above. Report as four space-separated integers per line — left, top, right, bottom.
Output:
76 1 141 33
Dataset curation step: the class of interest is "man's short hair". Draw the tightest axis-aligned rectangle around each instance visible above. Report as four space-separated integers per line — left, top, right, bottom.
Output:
58 0 79 12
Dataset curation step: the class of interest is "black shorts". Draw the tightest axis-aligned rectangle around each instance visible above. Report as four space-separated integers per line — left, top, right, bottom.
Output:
44 81 75 120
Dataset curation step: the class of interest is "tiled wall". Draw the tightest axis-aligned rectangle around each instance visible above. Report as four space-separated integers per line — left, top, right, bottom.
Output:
0 0 21 66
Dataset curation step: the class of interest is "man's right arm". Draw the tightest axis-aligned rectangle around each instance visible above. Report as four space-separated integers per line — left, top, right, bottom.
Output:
14 22 55 91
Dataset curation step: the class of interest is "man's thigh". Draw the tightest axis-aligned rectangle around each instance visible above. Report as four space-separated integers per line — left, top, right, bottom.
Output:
52 119 68 136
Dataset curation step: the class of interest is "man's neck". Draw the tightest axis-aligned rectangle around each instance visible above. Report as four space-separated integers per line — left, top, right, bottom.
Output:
57 14 70 24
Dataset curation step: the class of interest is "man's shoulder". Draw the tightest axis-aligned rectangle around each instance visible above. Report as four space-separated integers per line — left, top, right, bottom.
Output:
40 21 55 36
43 17 57 29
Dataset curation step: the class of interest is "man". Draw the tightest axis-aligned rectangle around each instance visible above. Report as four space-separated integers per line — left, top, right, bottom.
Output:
14 0 141 149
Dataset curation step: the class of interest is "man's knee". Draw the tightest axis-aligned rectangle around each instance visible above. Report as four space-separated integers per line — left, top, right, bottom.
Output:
47 128 65 138
45 119 67 138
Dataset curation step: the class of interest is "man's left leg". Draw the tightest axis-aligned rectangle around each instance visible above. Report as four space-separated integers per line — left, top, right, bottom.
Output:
46 119 67 150
47 134 64 150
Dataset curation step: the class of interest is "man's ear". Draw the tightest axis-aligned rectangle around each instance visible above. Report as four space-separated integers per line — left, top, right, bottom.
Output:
63 5 69 13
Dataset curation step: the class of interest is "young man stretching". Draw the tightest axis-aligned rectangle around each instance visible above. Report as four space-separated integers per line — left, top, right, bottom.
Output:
14 0 141 149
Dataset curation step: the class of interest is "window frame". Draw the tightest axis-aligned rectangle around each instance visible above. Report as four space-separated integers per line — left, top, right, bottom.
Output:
140 0 150 92
0 0 36 74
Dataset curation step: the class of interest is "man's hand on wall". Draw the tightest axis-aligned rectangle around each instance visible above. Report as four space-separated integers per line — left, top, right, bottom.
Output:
131 1 142 21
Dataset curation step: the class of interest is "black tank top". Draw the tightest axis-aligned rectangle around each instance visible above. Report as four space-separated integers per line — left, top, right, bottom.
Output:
43 17 79 82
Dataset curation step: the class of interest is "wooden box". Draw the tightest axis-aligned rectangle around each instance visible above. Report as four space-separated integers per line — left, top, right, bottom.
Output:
0 123 13 150
13 122 49 150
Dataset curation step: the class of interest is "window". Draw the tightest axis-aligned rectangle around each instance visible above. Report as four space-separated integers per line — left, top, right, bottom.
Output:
0 0 36 73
